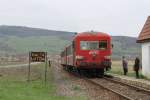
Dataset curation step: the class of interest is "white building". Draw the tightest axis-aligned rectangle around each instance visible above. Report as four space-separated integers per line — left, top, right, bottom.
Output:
137 16 150 78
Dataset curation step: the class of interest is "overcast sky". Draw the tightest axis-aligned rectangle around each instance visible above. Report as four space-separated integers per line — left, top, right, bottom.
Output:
0 0 150 37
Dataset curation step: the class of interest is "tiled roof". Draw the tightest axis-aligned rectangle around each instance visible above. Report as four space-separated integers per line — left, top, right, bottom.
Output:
137 16 150 43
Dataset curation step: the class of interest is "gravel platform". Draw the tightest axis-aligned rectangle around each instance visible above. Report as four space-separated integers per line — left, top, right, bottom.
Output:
51 57 125 100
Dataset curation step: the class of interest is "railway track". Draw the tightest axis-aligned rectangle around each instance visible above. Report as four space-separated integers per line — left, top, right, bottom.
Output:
66 70 134 100
103 77 150 95
85 78 133 100
61 64 150 100
85 77 150 100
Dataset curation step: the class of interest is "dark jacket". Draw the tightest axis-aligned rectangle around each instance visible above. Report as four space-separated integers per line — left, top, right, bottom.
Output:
134 58 140 71
122 59 128 69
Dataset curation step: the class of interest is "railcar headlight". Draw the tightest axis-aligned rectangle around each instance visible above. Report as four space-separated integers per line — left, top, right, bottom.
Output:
76 55 84 60
104 56 111 59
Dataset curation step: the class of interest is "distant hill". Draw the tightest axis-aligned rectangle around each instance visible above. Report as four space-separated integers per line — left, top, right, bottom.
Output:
0 25 74 37
0 25 74 55
0 25 141 59
112 36 141 59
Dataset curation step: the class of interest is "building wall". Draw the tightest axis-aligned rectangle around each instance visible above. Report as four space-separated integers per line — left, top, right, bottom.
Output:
142 42 150 78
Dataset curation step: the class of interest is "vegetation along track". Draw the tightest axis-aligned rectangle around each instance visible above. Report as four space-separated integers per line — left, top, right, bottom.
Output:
85 77 150 100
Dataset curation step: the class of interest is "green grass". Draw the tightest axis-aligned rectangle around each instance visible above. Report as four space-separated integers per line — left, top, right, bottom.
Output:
0 79 86 100
108 61 149 79
0 64 87 100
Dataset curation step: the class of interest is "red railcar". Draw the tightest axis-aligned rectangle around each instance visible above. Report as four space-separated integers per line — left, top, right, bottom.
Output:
61 32 112 76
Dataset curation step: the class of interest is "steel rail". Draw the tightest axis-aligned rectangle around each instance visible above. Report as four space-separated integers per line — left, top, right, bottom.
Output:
63 68 137 100
85 78 134 100
103 77 150 95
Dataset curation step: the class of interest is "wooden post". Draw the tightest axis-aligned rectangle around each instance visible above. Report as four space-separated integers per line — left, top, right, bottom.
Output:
45 52 48 85
28 52 31 82
49 60 51 67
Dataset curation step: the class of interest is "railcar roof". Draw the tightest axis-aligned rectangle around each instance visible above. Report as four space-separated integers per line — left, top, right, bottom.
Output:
61 32 110 52
74 32 110 38
76 32 109 37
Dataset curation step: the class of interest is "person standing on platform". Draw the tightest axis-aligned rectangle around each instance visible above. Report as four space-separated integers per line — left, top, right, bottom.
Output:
134 57 140 78
122 56 128 75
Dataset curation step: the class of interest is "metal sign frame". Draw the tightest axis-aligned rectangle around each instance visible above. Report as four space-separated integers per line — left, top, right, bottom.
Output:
28 51 48 85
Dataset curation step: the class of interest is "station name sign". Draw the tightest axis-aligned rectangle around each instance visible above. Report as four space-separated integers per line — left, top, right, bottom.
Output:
30 52 46 62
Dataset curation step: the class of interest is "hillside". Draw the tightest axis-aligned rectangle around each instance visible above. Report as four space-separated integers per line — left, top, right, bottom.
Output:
0 25 141 59
112 36 141 59
0 25 74 37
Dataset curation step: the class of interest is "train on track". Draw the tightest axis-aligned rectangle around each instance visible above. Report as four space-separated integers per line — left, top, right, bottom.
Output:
60 31 112 77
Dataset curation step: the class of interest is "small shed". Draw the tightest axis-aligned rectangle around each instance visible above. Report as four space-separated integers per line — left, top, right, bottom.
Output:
137 16 150 77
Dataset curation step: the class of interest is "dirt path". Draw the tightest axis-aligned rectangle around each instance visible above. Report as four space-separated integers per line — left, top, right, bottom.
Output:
51 60 87 97
0 62 40 68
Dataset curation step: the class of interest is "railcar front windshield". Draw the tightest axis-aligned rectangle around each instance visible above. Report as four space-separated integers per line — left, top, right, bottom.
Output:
80 41 99 50
80 41 107 50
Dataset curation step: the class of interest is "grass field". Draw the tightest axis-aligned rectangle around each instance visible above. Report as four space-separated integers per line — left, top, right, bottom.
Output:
108 60 145 78
0 64 86 100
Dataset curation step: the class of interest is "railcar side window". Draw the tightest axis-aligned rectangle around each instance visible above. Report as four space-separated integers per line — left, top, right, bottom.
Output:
99 41 107 50
80 41 99 50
